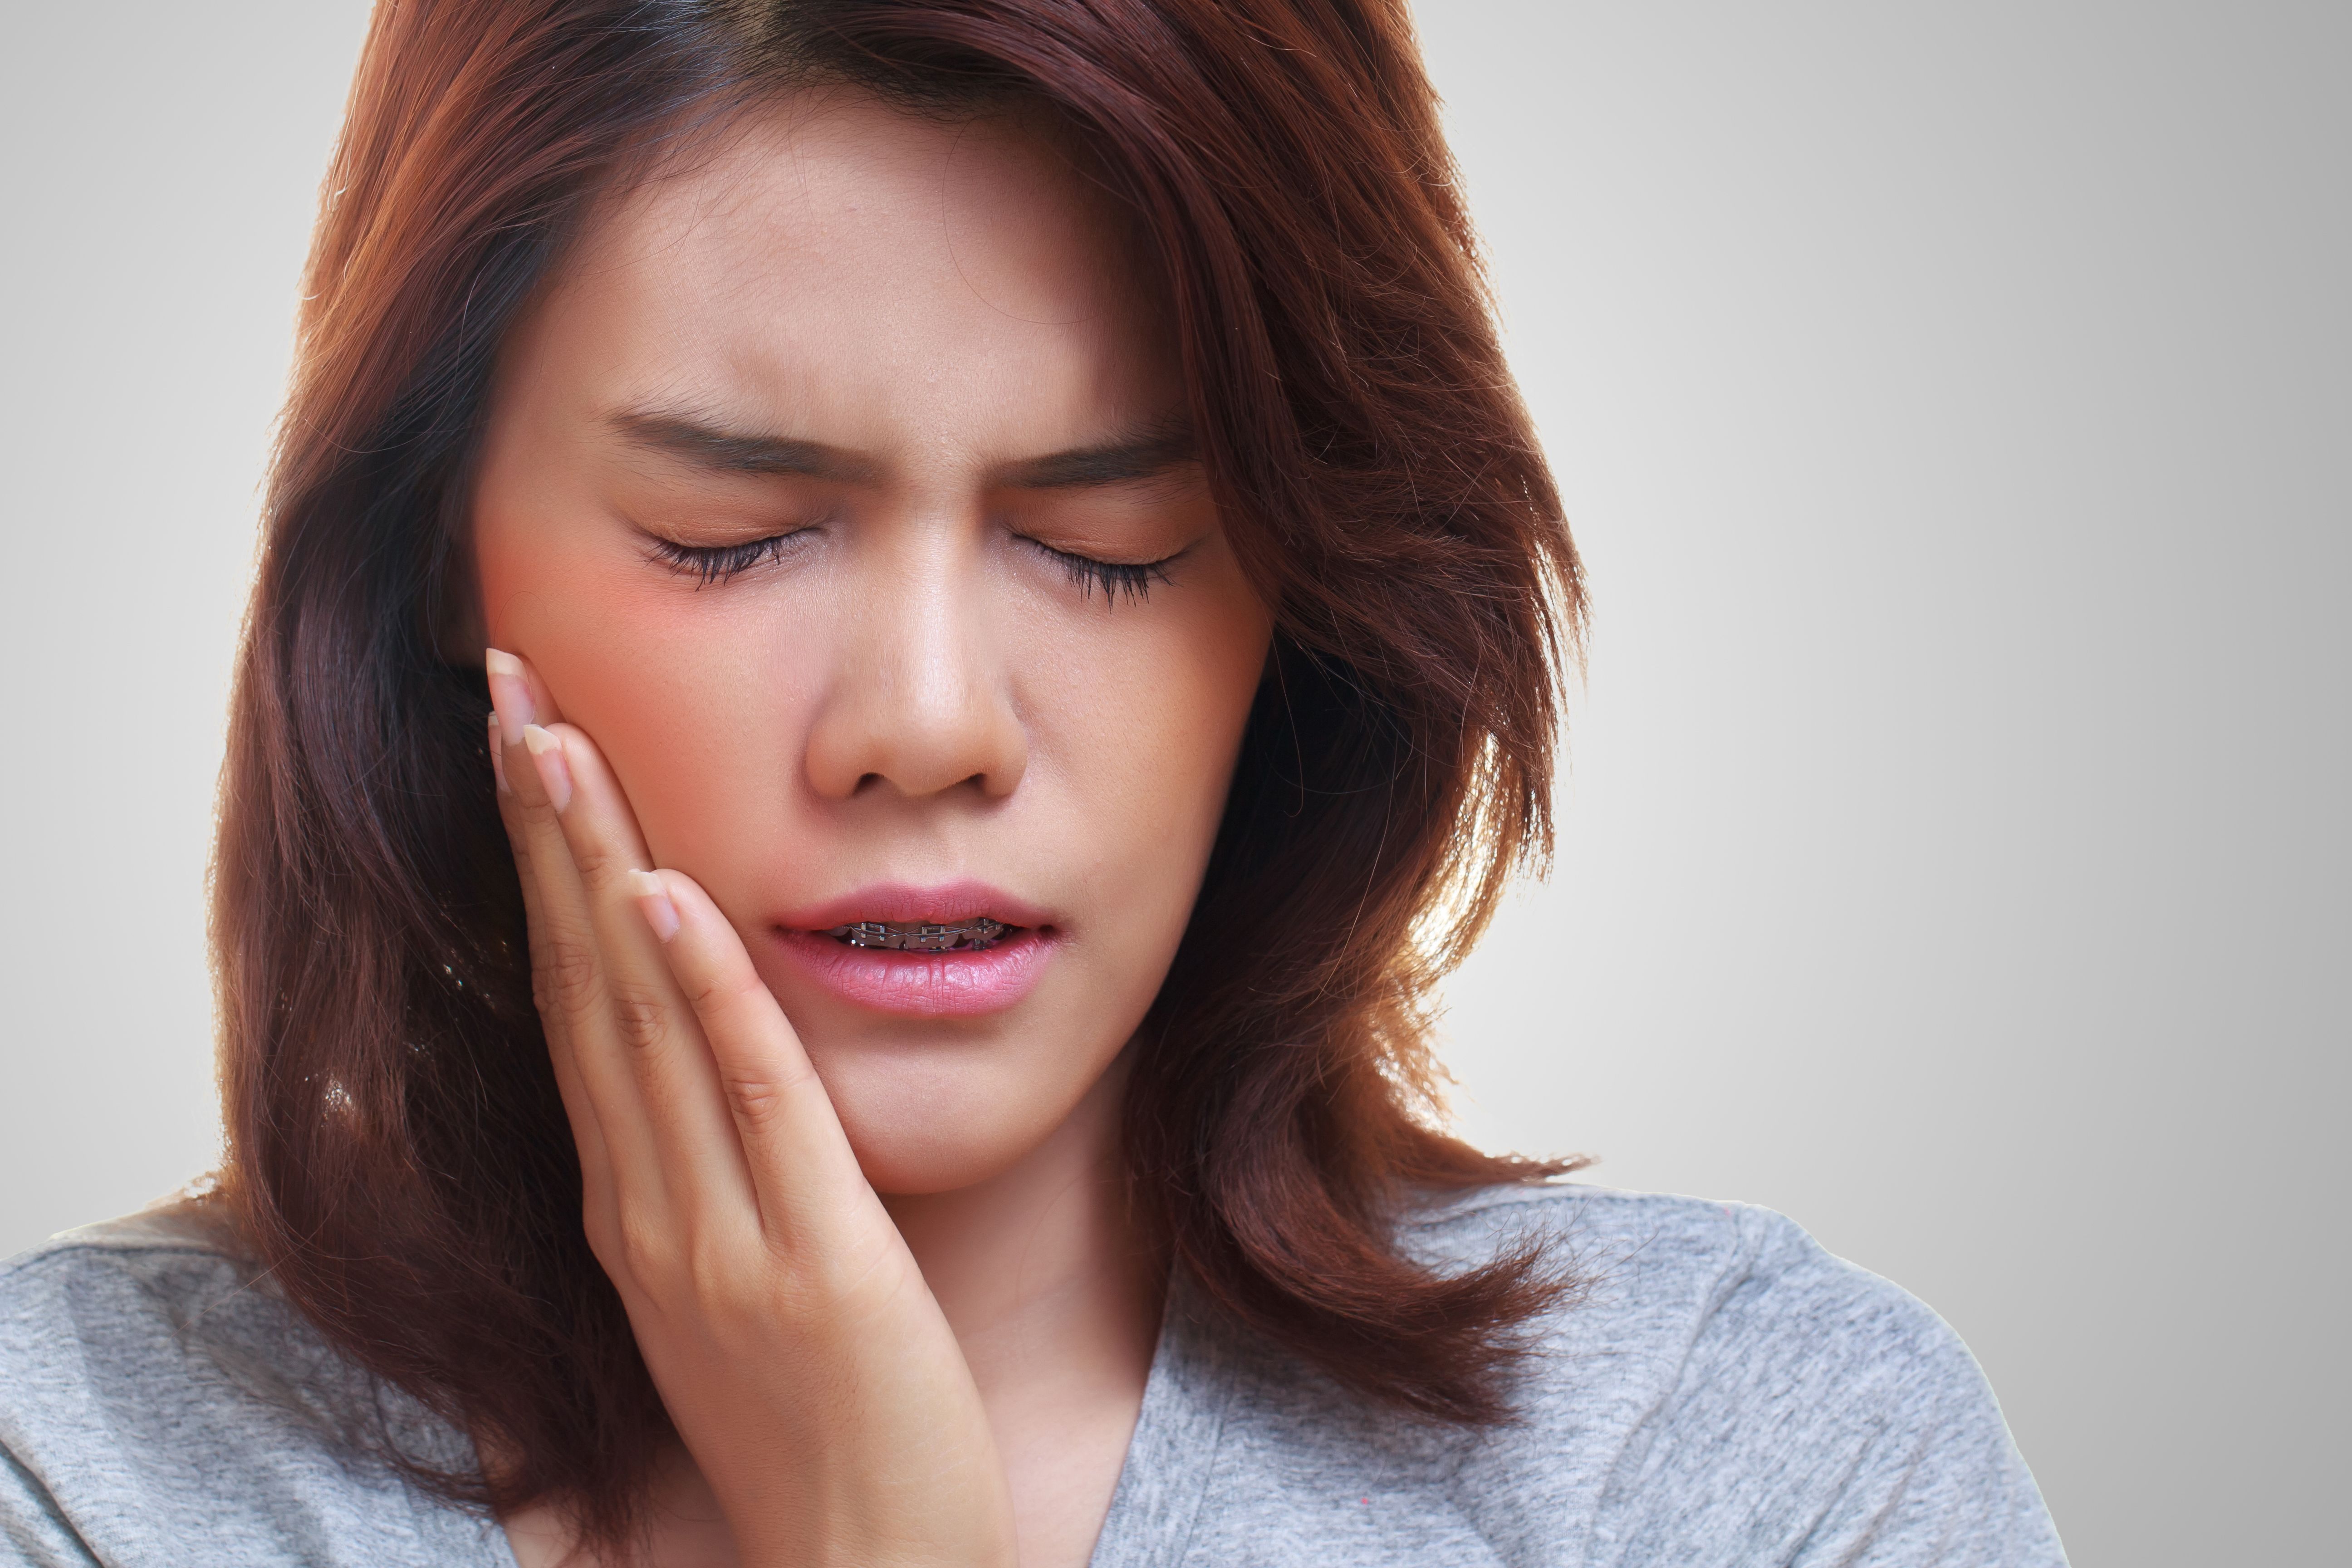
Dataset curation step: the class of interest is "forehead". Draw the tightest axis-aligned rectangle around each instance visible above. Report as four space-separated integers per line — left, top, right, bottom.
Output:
513 90 1176 448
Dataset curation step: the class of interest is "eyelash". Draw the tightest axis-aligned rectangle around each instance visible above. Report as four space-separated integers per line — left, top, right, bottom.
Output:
647 531 808 587
1026 538 1177 604
649 529 1179 602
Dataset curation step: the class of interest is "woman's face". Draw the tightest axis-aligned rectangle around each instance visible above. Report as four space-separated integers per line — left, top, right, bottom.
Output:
472 93 1271 1195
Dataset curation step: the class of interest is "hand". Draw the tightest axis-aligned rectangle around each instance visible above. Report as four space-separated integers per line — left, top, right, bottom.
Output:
485 648 1018 1568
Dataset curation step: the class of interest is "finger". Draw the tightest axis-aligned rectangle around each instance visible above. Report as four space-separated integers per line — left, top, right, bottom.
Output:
491 719 616 1213
491 711 613 1201
533 721 758 1219
631 868 879 1248
511 724 667 1194
487 659 667 1217
485 646 563 734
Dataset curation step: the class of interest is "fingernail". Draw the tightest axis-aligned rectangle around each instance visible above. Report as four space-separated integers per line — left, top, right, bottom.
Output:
484 647 536 737
521 724 572 811
627 870 680 942
487 714 510 794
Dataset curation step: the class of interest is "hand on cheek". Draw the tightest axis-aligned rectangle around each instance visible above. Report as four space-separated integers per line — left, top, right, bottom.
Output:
484 647 1018 1567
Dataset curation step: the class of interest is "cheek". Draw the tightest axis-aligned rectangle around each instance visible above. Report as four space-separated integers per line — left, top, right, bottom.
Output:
475 531 826 870
1016 574 1269 928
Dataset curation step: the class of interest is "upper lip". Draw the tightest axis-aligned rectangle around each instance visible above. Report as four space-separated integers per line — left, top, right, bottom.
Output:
772 880 1057 934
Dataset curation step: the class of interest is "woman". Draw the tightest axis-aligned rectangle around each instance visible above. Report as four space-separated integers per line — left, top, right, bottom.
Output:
0 1 2065 1564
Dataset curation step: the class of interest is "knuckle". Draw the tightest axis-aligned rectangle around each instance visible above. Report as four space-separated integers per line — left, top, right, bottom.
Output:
581 1201 620 1263
568 841 621 887
607 983 671 1053
804 1231 912 1310
510 784 561 827
535 934 601 1012
721 1066 798 1128
614 1208 676 1281
685 1234 756 1310
681 963 748 1014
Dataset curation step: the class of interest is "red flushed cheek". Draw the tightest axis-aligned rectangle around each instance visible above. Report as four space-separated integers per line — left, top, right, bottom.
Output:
476 543 824 888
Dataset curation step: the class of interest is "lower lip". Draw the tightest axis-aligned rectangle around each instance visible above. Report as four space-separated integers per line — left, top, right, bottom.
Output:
769 927 1057 1017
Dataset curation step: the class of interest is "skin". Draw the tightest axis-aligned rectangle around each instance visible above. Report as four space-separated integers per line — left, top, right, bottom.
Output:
471 93 1273 1566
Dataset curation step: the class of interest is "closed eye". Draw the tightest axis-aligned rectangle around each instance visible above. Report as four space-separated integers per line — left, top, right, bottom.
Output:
1022 536 1182 604
646 529 814 587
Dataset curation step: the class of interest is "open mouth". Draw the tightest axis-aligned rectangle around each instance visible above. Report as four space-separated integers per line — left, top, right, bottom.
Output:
821 916 1015 952
773 884 1056 1016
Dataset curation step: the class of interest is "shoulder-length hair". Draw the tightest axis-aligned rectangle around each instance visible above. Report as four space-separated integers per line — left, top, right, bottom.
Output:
214 0 1586 1543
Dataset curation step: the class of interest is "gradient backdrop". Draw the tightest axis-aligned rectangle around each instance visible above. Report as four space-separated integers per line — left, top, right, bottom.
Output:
2 4 2342 1563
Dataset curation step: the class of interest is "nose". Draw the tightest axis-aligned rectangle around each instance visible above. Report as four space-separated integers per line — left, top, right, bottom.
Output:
802 543 1028 803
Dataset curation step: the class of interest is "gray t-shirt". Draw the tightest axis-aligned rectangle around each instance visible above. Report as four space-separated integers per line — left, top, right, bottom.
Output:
0 1185 2066 1566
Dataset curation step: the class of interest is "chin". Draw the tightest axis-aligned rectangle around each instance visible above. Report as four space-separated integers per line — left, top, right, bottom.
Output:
812 1041 1111 1196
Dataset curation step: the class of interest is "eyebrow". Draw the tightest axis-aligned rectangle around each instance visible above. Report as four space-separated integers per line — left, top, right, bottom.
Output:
608 409 1198 491
611 412 876 484
995 423 1200 489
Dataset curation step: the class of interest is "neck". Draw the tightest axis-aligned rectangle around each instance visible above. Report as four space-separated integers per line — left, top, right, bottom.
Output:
881 1050 1163 1566
880 1049 1162 1412
505 1055 1165 1568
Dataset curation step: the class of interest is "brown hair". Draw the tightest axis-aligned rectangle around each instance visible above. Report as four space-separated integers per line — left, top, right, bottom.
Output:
214 0 1586 1543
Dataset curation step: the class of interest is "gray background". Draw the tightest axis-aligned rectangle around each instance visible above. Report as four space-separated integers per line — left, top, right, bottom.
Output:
1 4 2342 1563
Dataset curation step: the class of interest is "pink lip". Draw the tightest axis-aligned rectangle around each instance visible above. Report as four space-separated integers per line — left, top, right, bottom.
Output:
768 881 1060 1018
774 880 1056 934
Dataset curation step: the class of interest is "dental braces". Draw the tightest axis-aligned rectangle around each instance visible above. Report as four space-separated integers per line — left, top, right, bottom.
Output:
823 916 1009 952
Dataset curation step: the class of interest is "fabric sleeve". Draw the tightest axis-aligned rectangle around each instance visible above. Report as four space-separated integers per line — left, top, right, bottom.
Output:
0 1444 100 1568
0 1219 512 1568
1592 1209 2069 1567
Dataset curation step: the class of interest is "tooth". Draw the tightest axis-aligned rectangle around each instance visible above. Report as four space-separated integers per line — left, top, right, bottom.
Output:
823 916 1008 951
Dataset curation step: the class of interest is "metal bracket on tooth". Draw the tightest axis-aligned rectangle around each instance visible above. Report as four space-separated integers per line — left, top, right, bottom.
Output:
825 917 1009 952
